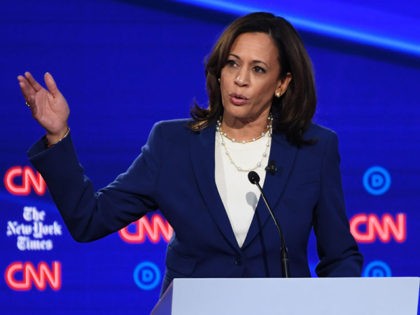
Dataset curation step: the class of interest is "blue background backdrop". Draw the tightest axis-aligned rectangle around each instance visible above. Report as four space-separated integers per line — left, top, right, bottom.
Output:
1 0 419 314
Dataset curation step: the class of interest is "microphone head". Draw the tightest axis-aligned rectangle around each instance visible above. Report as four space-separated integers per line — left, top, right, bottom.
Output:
248 171 260 184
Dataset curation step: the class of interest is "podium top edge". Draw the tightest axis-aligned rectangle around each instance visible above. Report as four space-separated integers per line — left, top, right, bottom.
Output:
173 277 419 281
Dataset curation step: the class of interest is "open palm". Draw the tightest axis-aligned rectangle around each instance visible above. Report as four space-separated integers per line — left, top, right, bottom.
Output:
17 72 70 142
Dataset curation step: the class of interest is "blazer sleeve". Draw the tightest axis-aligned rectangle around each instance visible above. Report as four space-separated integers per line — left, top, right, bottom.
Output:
313 132 363 276
27 124 164 242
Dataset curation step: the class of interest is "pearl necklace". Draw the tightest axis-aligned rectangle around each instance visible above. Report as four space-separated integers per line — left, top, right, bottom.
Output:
216 116 272 172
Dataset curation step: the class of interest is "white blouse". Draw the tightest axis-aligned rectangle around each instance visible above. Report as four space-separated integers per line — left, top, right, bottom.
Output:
215 131 271 247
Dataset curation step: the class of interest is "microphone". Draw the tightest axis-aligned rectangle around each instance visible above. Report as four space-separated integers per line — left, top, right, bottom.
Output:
265 160 277 175
248 171 290 278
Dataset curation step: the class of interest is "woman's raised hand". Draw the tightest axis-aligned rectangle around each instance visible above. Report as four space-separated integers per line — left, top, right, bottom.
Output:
17 72 70 145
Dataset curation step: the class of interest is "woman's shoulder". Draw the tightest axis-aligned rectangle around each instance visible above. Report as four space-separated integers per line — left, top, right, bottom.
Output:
148 118 195 142
152 118 192 133
305 122 338 142
153 118 191 128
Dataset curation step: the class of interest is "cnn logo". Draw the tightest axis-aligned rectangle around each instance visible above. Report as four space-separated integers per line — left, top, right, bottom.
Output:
4 261 62 291
350 213 407 243
119 214 173 244
4 166 46 196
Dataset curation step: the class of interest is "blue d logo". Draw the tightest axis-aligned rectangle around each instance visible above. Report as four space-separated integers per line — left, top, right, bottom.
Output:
133 261 161 290
363 166 391 195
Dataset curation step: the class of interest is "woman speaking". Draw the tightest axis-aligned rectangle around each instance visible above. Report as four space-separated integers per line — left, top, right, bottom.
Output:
18 12 363 295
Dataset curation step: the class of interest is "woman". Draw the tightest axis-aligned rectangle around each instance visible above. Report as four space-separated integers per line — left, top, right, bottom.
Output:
18 12 363 294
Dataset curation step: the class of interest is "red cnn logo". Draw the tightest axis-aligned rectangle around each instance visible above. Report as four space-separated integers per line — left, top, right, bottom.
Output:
119 214 173 244
350 213 407 243
4 166 46 196
4 261 62 291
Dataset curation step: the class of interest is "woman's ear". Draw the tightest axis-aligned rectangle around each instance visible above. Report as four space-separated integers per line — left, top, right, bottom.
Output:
275 72 292 97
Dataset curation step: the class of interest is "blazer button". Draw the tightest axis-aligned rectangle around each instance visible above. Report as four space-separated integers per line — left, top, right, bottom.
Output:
234 256 242 265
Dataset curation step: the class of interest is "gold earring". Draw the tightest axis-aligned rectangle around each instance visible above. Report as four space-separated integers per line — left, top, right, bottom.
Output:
275 91 281 98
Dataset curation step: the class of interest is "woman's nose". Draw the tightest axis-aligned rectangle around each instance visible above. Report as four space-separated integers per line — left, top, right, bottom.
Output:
234 69 249 86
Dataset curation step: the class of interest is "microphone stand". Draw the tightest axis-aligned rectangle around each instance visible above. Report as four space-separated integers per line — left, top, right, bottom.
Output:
248 171 290 278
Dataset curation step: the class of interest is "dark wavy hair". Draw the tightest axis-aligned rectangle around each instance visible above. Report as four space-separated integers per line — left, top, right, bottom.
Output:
189 12 316 146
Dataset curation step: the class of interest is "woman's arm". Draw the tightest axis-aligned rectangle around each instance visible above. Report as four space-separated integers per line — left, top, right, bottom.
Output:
314 132 364 276
20 72 161 242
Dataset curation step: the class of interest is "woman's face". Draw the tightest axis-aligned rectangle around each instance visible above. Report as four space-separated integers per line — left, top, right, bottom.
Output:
220 32 291 125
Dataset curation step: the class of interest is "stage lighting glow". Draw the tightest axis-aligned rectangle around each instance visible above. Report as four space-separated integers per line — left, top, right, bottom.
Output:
174 0 420 57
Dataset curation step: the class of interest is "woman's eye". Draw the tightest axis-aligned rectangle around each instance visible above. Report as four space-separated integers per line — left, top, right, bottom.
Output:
253 66 266 73
226 60 237 67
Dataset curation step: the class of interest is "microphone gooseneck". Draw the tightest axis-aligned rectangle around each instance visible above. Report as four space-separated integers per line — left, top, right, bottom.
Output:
247 171 290 278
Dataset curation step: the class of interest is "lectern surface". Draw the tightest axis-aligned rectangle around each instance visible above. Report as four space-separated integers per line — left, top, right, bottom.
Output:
151 277 419 315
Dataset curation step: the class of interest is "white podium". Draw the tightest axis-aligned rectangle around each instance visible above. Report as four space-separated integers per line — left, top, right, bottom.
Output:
151 277 419 315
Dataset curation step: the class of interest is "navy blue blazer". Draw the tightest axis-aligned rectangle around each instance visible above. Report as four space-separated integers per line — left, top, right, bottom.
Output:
28 119 363 294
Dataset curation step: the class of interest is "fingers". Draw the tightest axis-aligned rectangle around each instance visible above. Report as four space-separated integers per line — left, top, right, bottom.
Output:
24 72 43 92
17 73 35 103
17 71 61 104
44 72 60 98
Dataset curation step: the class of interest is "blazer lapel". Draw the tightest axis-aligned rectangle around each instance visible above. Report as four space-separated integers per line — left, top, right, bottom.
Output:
242 133 298 248
189 123 240 250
